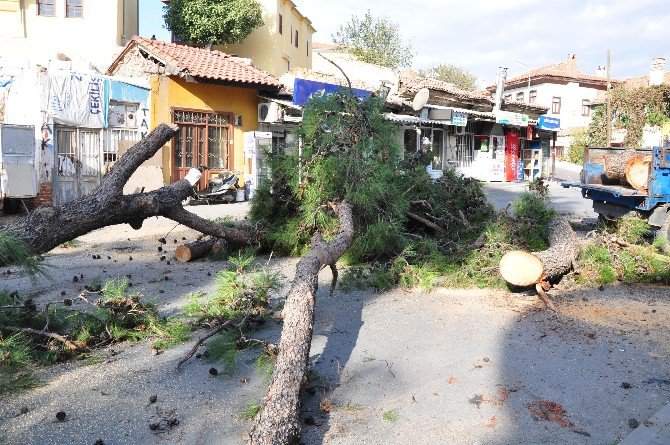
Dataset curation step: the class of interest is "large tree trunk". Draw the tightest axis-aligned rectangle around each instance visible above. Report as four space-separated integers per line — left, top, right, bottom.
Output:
2 124 250 259
249 201 354 445
603 149 651 190
499 218 579 310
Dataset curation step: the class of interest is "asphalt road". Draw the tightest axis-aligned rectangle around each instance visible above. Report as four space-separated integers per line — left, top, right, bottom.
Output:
484 180 596 218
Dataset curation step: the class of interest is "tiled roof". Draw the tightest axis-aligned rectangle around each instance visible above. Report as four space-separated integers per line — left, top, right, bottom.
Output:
109 36 281 89
490 55 615 91
623 71 670 89
312 42 341 51
398 71 492 102
501 98 548 112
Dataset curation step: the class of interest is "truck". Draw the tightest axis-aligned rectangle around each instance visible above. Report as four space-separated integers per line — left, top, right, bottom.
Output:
562 143 670 246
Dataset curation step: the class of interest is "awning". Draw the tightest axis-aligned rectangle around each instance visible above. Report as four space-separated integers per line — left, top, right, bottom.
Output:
426 104 495 120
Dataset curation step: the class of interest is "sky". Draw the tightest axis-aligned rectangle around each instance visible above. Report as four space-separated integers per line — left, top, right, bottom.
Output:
139 0 670 86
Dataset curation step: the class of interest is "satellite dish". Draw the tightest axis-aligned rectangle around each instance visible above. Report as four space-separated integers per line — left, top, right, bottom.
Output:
412 87 430 111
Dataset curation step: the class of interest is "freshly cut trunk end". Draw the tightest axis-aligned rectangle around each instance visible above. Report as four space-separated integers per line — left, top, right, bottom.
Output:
499 250 544 287
625 155 651 191
174 238 218 263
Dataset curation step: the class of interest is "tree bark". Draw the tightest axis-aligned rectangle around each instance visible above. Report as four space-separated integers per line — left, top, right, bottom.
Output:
174 237 218 262
499 218 579 287
248 201 354 445
603 149 637 184
1 124 250 260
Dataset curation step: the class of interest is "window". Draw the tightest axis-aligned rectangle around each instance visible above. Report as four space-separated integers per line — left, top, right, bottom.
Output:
306 41 309 57
552 96 561 114
37 0 55 16
403 128 418 153
290 26 293 44
516 92 524 102
278 14 283 34
295 31 299 48
529 90 537 104
503 94 512 101
581 99 591 116
172 110 233 179
66 0 83 17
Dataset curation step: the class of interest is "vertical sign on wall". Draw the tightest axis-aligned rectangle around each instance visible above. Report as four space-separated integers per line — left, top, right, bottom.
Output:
505 130 519 182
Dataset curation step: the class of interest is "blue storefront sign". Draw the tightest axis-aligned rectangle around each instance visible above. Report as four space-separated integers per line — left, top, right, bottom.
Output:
538 115 560 131
293 78 372 106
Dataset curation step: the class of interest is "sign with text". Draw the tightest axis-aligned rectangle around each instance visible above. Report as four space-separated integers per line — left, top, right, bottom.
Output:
538 115 560 131
452 112 468 127
495 110 529 127
48 73 108 128
293 78 372 106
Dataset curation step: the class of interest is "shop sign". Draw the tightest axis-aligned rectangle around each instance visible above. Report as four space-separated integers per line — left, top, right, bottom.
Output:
495 111 528 127
538 115 560 131
293 78 372 106
452 112 468 127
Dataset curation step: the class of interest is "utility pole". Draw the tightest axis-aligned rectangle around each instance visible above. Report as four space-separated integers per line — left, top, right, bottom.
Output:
606 49 611 147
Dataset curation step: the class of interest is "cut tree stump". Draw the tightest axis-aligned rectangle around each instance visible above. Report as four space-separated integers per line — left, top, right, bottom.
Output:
0 124 251 261
248 201 354 445
174 237 218 262
625 154 652 191
499 218 579 309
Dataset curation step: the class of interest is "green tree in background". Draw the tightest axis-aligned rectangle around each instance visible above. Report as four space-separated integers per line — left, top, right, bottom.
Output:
333 11 413 69
565 128 589 165
420 64 478 91
163 0 264 47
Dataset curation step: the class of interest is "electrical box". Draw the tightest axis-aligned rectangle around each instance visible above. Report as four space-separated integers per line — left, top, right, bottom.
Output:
0 124 37 198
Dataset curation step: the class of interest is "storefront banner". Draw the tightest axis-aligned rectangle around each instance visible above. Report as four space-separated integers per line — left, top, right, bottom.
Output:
538 115 560 131
496 111 528 127
48 73 108 128
293 78 372 106
452 112 468 127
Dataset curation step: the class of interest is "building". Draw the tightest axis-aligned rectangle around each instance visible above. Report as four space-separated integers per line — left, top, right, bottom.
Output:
591 57 670 148
391 71 550 182
0 0 138 69
107 36 282 189
162 0 315 78
488 55 613 154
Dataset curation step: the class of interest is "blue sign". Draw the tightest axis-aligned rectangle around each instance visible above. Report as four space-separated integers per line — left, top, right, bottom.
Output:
292 78 372 106
538 115 560 131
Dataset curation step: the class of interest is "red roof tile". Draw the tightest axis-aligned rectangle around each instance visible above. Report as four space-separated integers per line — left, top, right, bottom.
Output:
112 36 281 89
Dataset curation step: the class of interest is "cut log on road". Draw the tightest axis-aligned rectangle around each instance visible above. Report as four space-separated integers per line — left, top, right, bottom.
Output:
0 124 251 261
175 237 218 262
499 218 579 309
249 201 354 445
625 154 652 191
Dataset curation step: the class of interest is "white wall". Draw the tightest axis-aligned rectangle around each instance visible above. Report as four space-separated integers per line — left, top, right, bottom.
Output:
504 81 601 129
311 49 397 91
0 0 136 70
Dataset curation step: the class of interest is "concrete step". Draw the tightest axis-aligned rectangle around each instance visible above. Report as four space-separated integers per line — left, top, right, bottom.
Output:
620 402 670 445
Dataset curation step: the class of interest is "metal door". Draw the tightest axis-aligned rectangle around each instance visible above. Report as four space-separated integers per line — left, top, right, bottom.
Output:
54 126 102 204
0 124 37 198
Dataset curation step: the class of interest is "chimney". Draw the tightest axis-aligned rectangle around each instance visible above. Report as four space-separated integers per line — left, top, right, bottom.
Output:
596 65 606 78
650 57 666 86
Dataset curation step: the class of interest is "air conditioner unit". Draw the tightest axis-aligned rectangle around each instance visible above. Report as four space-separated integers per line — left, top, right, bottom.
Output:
455 126 466 135
258 102 281 123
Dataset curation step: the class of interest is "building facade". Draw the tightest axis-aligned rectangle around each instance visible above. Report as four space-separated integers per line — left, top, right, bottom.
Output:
0 0 138 69
107 36 282 187
488 55 612 153
215 0 314 78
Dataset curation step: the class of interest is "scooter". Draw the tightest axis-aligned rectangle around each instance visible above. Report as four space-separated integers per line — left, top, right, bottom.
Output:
183 166 240 205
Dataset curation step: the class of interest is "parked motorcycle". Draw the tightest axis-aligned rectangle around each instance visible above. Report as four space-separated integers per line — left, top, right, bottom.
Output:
183 166 240 205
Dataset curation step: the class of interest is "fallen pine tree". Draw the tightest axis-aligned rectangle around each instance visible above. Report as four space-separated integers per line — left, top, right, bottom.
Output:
0 124 250 263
